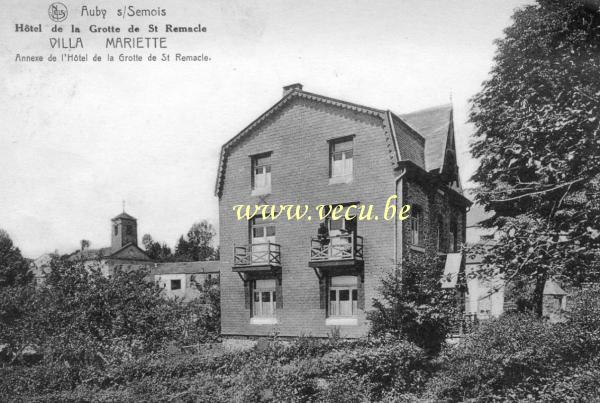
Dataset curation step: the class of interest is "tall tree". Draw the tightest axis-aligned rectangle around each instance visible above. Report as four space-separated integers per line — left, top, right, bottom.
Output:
0 229 32 287
174 220 217 261
141 234 173 262
469 0 600 314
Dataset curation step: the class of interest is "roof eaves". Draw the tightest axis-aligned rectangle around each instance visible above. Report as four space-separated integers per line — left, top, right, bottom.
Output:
386 110 402 163
397 160 472 207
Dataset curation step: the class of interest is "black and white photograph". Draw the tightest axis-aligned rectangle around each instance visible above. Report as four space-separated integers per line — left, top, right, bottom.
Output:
2 0 600 401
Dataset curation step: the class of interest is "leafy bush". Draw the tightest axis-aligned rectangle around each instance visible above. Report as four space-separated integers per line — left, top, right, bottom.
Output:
368 256 462 353
427 303 600 401
1 336 430 402
0 256 221 400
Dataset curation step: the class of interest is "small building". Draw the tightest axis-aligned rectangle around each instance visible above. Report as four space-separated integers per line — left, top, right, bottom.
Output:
465 246 505 320
152 261 223 301
466 238 569 323
542 280 568 323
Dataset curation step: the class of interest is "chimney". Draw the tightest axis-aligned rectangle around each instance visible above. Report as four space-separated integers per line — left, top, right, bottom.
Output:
282 83 303 97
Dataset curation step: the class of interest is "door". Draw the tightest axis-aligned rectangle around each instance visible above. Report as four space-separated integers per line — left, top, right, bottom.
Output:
328 214 356 258
251 217 276 264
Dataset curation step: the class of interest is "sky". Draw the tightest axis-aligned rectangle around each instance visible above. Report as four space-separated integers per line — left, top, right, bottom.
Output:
0 0 533 258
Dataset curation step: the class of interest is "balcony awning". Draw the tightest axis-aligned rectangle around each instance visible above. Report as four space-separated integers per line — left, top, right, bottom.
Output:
441 253 462 289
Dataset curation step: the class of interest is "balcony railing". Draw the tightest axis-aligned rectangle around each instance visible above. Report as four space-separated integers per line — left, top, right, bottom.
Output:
449 313 479 336
310 233 364 263
233 242 281 268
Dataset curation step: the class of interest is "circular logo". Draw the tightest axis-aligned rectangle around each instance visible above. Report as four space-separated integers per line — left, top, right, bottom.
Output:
48 2 68 22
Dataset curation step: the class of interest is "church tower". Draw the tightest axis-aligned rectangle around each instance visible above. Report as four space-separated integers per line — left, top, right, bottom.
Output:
111 211 138 252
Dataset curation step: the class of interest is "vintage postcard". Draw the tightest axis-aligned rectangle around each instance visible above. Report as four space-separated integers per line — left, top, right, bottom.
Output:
2 1 600 401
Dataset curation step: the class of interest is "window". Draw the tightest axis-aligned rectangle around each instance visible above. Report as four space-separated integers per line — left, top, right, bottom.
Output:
411 207 423 246
126 225 132 236
437 216 444 251
251 217 276 241
252 154 271 194
449 217 458 252
170 279 181 290
252 279 276 318
114 225 118 236
328 276 358 317
330 138 353 179
478 295 491 319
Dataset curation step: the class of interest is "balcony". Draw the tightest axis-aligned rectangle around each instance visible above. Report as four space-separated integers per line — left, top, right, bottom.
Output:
232 242 281 272
449 313 479 336
309 233 364 269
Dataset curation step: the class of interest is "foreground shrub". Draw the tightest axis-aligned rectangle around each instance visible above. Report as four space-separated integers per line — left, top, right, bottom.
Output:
1 337 431 402
368 256 462 354
0 256 221 400
427 308 600 401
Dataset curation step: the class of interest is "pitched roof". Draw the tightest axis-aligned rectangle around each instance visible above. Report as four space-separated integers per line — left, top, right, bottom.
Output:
112 212 136 221
389 113 426 169
544 280 567 296
152 260 224 275
68 247 113 261
215 87 395 196
68 243 151 262
399 104 453 172
108 243 151 261
214 86 458 196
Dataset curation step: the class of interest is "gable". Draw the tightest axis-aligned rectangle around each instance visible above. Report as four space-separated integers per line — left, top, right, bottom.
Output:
215 89 401 197
109 244 151 261
214 87 465 199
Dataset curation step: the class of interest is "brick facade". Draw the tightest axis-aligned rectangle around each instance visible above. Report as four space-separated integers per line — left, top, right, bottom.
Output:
217 86 469 338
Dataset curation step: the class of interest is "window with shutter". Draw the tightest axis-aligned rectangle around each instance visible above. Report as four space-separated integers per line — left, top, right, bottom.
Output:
251 153 272 195
329 137 354 182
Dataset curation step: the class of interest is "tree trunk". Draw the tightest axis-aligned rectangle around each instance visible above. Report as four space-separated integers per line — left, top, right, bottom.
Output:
533 270 548 317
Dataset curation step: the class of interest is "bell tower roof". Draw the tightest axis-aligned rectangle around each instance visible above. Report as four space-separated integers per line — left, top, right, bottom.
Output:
112 212 136 221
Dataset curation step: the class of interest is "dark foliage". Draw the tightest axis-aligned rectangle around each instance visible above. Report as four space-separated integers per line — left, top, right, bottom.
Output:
174 220 218 262
469 0 600 313
141 234 174 262
368 256 462 354
0 229 32 287
0 257 219 392
427 286 600 401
